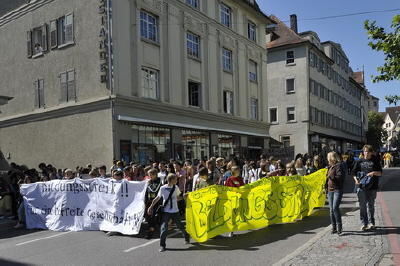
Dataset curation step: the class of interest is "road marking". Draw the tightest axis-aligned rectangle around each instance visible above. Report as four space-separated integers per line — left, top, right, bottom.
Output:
377 192 400 265
123 231 181 253
16 231 72 246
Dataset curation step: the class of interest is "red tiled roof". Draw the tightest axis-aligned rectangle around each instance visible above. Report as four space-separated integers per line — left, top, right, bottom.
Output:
267 15 305 49
352 71 364 85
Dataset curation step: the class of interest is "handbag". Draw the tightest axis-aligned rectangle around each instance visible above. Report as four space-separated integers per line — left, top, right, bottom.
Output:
357 172 374 190
154 185 176 222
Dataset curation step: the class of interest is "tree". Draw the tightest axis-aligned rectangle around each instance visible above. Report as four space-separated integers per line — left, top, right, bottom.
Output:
366 111 387 151
365 15 400 105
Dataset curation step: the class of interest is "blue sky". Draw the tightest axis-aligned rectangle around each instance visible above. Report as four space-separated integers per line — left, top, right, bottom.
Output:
258 0 400 112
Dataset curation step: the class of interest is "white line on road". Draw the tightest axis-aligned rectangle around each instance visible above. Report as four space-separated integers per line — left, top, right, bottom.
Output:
16 231 72 246
123 231 181 253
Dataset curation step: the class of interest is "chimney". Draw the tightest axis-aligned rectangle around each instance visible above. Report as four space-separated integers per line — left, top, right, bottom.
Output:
290 14 298 33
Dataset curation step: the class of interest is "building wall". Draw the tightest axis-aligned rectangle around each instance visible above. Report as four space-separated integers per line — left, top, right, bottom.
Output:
0 108 113 169
0 0 108 118
267 45 309 155
112 0 269 122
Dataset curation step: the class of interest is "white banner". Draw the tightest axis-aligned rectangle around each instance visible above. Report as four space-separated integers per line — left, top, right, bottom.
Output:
20 178 148 235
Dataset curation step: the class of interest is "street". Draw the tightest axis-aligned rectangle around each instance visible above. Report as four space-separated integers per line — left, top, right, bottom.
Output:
2 168 398 265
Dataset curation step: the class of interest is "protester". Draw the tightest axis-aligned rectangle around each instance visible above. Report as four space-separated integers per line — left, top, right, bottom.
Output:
285 162 297 176
147 173 190 252
268 161 286 177
295 158 306 176
248 162 260 183
106 170 124 236
194 167 211 191
352 145 382 231
325 152 345 235
98 165 107 178
63 169 74 180
145 168 162 239
224 166 244 237
157 162 168 184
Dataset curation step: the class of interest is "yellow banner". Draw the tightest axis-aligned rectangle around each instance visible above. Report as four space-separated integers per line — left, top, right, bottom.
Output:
185 169 327 242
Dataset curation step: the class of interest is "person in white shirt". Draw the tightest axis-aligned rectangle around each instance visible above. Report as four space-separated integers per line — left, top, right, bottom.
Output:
248 162 261 183
157 162 168 184
147 173 190 252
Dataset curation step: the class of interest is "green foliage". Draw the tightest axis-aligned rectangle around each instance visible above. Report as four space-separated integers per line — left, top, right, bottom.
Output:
365 15 400 83
365 15 400 105
366 111 387 150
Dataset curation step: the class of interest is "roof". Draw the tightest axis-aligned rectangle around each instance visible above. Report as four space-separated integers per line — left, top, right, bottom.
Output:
266 15 307 49
385 106 400 123
238 0 275 24
0 0 27 17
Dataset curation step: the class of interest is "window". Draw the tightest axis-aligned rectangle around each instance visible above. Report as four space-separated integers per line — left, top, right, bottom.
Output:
188 81 201 107
286 78 295 94
286 51 294 64
281 136 290 148
140 11 158 42
222 48 232 72
248 21 256 41
287 107 296 122
60 70 76 103
34 79 45 108
142 67 159 99
220 3 232 28
186 0 199 9
249 60 257 82
57 13 74 47
269 108 278 123
223 90 234 114
27 24 48 57
187 32 200 59
250 98 258 120
309 51 315 67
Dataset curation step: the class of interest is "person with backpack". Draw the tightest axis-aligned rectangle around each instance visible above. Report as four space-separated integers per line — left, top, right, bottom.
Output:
351 145 382 231
147 173 190 252
325 152 346 235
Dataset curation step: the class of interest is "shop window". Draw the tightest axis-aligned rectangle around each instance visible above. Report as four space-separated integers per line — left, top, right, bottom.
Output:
182 130 209 160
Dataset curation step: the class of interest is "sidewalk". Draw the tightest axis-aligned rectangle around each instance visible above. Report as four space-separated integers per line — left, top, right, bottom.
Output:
274 193 390 266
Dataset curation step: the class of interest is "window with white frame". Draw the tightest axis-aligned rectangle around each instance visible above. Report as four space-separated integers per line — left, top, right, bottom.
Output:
141 67 159 99
286 78 295 94
249 60 257 82
188 81 201 107
287 106 296 122
222 48 232 72
34 79 45 108
286 51 294 64
187 32 200 58
140 11 158 42
60 69 76 103
269 107 278 123
223 90 234 114
186 0 199 9
248 20 256 41
250 98 258 120
220 3 232 28
57 13 74 47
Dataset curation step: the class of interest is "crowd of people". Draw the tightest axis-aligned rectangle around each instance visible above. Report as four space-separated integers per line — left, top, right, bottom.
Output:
0 146 383 251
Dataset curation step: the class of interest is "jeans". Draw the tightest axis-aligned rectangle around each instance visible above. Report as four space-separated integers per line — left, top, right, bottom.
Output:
160 212 188 248
327 191 343 227
357 188 377 226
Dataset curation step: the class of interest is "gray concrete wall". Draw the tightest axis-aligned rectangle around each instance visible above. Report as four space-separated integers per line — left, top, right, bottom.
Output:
0 108 113 169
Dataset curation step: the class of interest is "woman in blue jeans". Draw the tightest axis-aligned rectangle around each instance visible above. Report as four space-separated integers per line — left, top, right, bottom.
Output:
325 152 346 235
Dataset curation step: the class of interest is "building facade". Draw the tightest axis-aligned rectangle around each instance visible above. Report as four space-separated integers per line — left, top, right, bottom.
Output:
266 15 365 156
0 0 273 168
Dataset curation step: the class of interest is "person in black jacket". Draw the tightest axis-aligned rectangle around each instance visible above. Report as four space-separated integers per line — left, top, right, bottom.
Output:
352 145 382 231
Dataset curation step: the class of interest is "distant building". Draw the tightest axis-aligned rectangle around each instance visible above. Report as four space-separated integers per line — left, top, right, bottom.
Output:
266 15 365 156
382 106 400 151
352 71 379 113
0 0 274 168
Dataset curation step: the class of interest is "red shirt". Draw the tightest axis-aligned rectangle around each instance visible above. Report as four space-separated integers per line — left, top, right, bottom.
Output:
225 176 244 187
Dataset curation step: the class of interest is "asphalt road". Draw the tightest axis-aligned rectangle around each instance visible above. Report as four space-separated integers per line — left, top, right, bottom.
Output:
1 169 397 266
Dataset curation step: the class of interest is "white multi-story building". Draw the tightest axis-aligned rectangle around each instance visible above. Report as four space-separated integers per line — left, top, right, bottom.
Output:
0 0 274 168
266 15 365 156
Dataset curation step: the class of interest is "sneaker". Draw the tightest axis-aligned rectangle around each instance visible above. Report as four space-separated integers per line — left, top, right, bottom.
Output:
14 223 25 229
159 246 166 252
337 229 343 235
361 225 368 231
367 224 375 230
